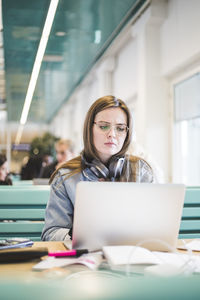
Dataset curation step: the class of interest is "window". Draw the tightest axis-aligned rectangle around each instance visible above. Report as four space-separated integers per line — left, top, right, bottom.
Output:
173 73 200 185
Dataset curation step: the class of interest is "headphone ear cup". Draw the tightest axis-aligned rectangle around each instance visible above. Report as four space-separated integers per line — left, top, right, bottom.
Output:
81 155 109 180
109 157 125 179
82 155 124 181
90 159 109 178
82 167 100 181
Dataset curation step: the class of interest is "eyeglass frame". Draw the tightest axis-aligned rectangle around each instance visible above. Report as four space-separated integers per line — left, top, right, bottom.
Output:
93 121 129 136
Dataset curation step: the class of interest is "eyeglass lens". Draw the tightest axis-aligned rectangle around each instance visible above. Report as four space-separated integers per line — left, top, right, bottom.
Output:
94 122 128 134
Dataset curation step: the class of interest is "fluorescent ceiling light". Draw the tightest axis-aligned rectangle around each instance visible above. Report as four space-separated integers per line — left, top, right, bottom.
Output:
43 54 63 62
15 124 24 145
15 0 59 145
55 31 66 37
19 0 59 126
94 30 101 44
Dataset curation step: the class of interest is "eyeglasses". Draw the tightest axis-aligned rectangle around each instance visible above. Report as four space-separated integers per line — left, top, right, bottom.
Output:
93 121 129 136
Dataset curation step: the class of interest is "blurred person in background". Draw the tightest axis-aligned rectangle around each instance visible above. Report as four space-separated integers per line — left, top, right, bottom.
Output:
40 139 75 179
0 154 12 185
20 153 53 180
20 155 43 180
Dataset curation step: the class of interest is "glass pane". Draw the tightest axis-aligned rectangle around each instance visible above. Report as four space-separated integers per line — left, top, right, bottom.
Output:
174 72 200 122
173 73 200 185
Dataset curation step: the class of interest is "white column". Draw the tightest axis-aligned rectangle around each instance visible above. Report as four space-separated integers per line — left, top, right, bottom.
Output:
131 0 170 181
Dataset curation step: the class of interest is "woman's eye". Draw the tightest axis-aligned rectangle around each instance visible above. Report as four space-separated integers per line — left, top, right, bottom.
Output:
116 126 125 132
100 125 110 130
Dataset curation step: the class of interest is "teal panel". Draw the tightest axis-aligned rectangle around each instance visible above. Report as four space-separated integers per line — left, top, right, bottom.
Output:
184 188 200 204
179 187 200 238
0 188 49 205
0 222 44 233
182 207 200 218
12 180 33 186
0 186 47 239
2 0 147 123
179 233 200 239
0 185 50 189
0 209 45 220
180 220 200 231
0 235 42 241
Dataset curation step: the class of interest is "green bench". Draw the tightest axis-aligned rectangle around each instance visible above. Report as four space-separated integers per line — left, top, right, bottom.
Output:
1 185 199 241
179 186 200 239
0 186 50 241
12 180 33 186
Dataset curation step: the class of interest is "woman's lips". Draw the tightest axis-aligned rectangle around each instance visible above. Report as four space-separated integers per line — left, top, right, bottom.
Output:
104 142 116 147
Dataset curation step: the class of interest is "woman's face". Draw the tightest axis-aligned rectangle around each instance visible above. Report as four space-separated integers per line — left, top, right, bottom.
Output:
93 107 128 163
0 161 8 181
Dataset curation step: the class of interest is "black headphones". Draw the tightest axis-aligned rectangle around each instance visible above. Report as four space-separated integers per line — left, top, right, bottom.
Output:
82 155 125 181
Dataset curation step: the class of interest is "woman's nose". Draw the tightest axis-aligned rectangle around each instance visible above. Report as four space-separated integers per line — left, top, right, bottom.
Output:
107 126 117 137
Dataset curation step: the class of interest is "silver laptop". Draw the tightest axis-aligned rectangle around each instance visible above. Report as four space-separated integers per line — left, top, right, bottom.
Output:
72 182 185 251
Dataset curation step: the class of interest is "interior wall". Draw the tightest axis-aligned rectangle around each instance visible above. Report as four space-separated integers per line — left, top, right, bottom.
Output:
50 0 200 183
160 0 200 77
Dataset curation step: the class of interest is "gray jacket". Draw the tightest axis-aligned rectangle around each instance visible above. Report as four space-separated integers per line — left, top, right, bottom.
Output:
41 159 154 241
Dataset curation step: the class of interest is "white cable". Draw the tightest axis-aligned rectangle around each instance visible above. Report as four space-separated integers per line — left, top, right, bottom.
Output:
125 238 194 277
126 153 130 182
64 270 123 282
180 239 200 275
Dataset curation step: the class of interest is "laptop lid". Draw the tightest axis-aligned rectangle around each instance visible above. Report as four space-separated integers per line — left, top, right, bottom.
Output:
72 182 185 251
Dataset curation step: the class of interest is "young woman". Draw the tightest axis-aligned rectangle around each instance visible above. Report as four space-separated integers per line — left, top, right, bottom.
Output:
0 154 12 185
41 95 154 241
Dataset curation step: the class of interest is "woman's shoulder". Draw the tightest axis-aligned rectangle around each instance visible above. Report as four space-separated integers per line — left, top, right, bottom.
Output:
50 168 82 197
126 154 154 182
49 155 82 183
126 154 151 166
61 155 82 169
52 168 81 185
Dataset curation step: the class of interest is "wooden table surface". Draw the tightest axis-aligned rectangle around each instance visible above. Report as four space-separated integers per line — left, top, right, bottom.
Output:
0 241 67 278
0 240 198 279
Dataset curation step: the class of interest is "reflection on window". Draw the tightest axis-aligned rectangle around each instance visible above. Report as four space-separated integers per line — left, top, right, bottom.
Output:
173 73 200 185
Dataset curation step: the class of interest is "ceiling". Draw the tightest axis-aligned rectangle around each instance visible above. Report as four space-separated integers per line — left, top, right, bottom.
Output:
1 0 146 125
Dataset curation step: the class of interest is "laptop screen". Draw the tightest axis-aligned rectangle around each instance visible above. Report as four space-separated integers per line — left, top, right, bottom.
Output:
72 182 185 251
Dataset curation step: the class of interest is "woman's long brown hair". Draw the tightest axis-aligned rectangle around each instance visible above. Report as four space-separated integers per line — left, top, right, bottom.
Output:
50 95 133 183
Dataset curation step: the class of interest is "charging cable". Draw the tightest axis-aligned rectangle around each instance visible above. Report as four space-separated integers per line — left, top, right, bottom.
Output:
64 269 123 283
125 238 195 277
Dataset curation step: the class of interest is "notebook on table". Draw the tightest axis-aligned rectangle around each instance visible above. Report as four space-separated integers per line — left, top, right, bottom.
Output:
72 182 185 252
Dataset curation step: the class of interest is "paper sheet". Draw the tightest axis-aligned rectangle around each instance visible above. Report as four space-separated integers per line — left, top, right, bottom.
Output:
103 246 162 265
33 253 102 271
177 240 200 251
103 245 200 271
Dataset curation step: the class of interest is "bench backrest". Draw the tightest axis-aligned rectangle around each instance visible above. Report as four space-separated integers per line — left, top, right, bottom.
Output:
0 186 50 241
12 180 33 186
179 187 200 239
1 185 199 241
